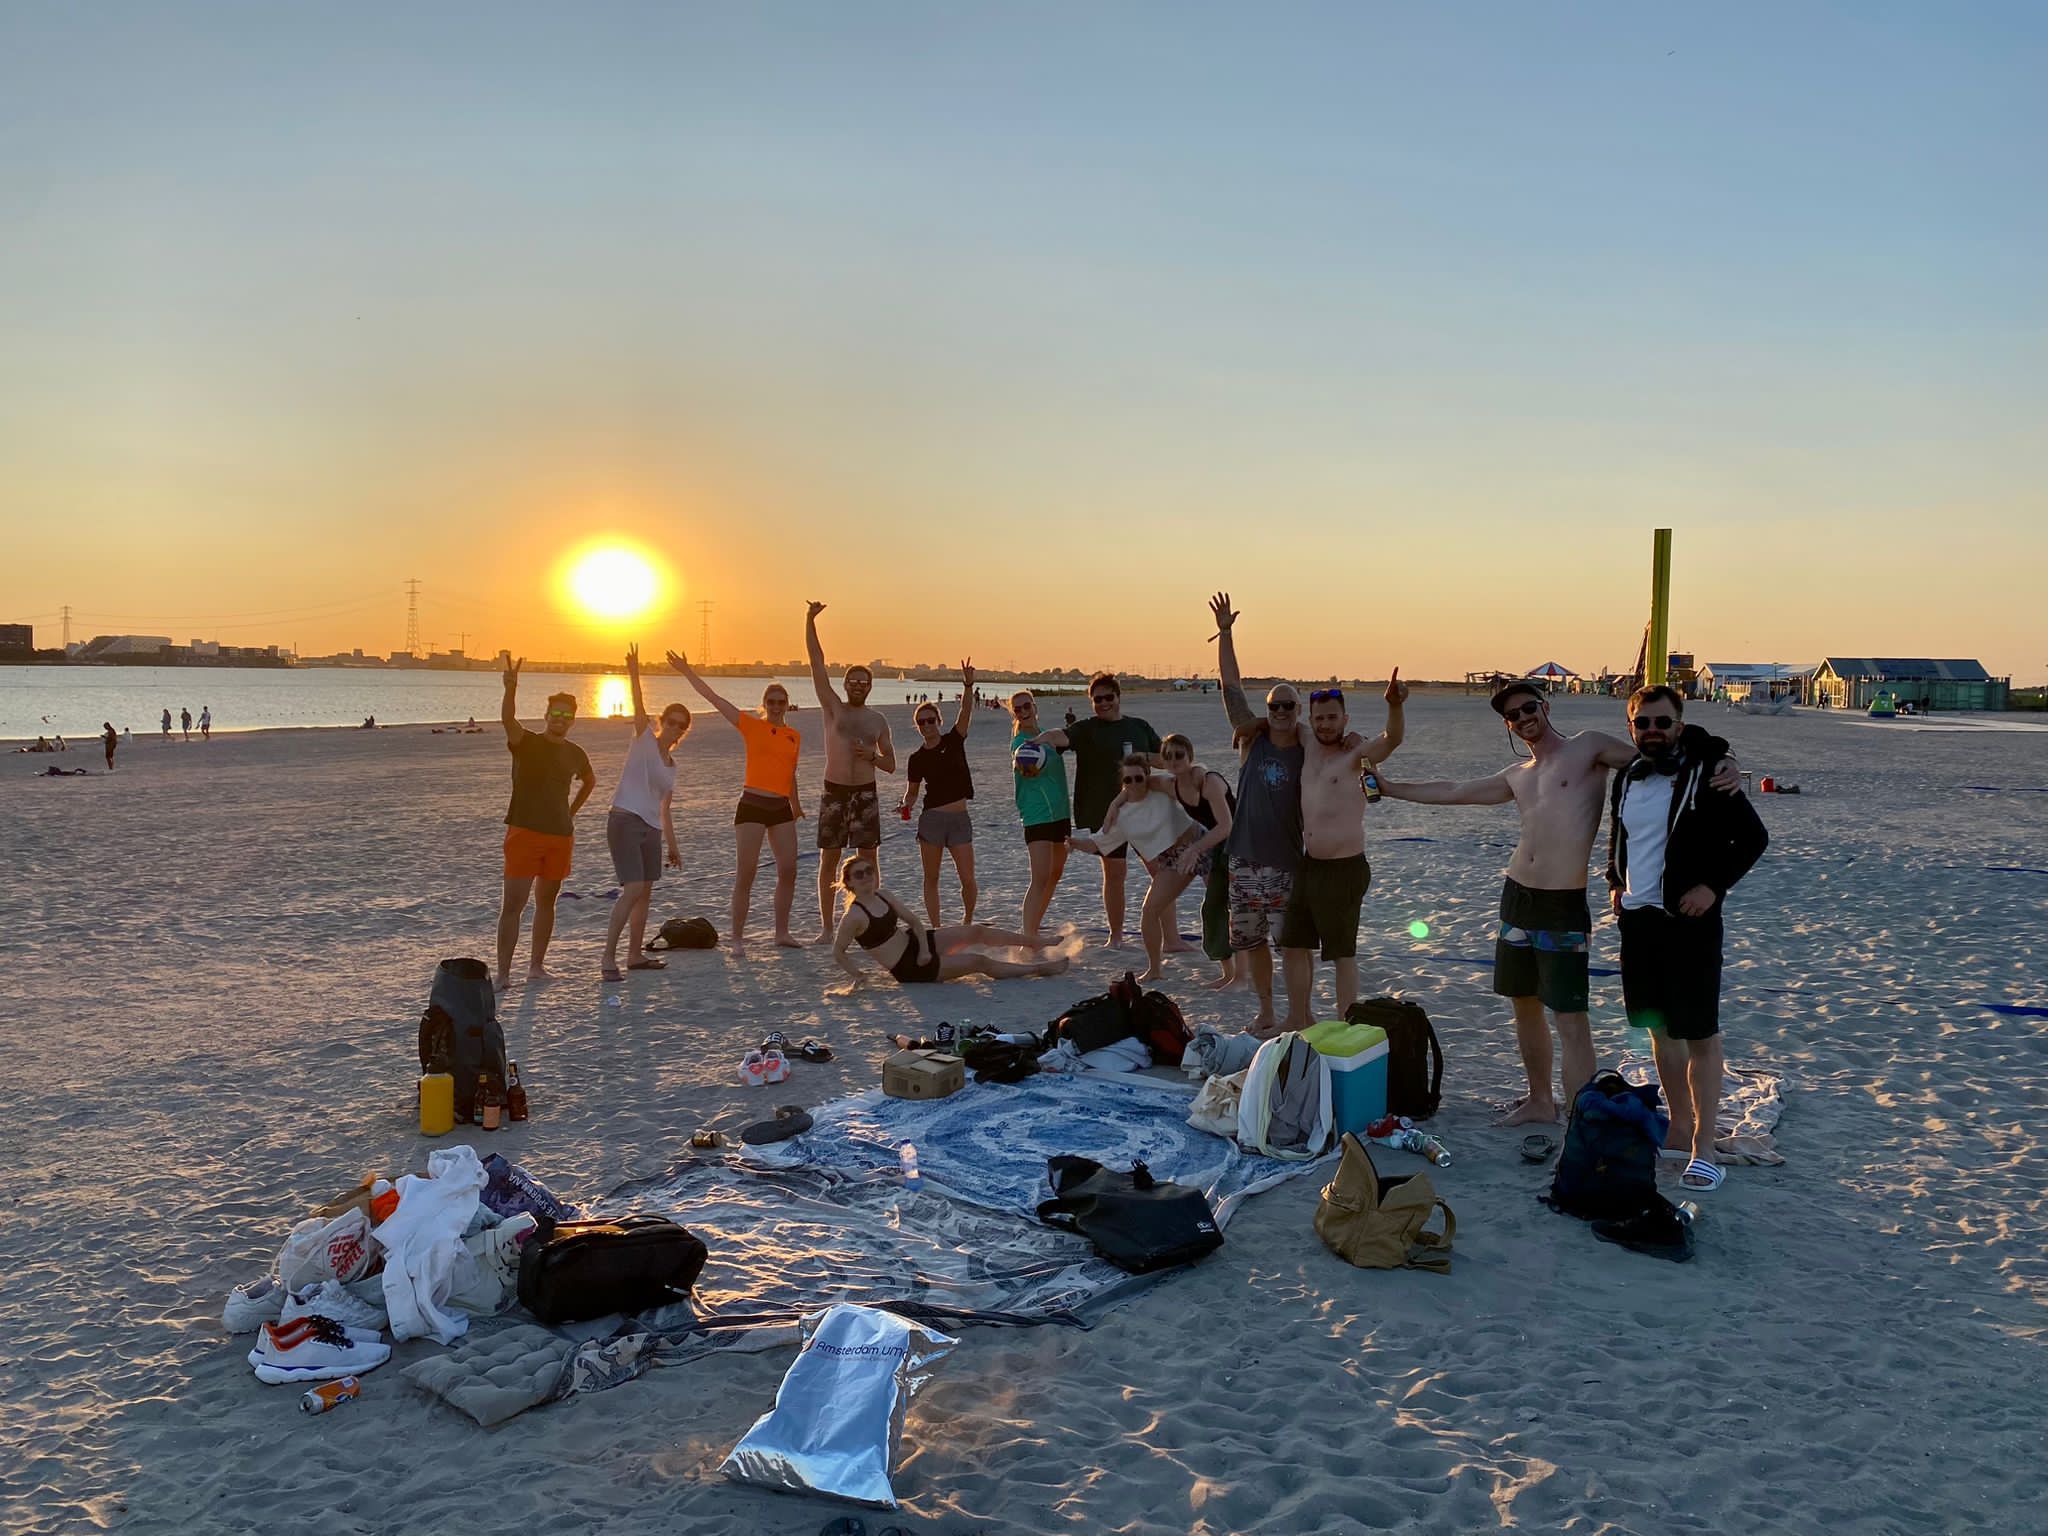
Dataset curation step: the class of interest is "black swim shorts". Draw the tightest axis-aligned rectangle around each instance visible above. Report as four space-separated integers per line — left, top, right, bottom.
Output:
1277 853 1371 960
733 790 795 828
1492 877 1592 1013
1617 904 1723 1040
1023 818 1071 846
817 780 882 849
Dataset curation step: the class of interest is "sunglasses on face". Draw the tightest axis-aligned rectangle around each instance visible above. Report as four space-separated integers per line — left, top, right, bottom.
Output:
546 709 575 720
1092 695 1116 705
917 716 939 728
1012 701 1034 713
1309 688 1343 704
1120 774 1147 785
1503 701 1544 721
1267 700 1298 713
1631 714 1678 730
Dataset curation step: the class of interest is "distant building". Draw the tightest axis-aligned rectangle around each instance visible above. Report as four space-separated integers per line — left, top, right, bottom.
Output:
1698 662 1816 704
1810 658 2009 712
79 634 174 660
0 622 31 658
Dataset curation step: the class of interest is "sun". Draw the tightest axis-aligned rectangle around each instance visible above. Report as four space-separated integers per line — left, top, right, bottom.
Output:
561 542 664 622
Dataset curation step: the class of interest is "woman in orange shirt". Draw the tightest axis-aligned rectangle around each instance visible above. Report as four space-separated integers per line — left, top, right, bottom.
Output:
669 650 805 952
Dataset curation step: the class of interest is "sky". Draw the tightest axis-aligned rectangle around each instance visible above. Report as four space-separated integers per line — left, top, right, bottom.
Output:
2 2 2043 682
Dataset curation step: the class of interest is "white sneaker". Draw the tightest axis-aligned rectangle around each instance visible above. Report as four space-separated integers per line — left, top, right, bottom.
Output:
247 1315 391 1384
279 1280 389 1342
222 1274 286 1334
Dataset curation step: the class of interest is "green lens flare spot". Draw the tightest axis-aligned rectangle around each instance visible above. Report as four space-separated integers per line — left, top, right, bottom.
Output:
1408 920 1431 940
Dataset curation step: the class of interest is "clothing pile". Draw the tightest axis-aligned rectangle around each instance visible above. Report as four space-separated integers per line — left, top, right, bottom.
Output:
221 1147 576 1385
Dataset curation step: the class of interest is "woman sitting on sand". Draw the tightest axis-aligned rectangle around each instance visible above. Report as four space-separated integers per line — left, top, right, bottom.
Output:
1071 753 1204 982
831 854 1070 985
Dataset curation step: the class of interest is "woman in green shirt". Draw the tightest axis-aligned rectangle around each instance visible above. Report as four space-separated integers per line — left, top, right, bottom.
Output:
1008 689 1071 938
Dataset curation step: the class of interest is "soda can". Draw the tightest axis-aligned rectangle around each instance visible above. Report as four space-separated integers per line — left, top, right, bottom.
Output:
300 1377 361 1415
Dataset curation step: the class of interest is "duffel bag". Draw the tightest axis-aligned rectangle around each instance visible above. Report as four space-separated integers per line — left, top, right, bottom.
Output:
516 1214 708 1324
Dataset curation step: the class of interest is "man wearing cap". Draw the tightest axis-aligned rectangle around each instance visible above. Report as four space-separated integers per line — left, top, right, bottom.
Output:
1377 679 1738 1126
806 602 897 939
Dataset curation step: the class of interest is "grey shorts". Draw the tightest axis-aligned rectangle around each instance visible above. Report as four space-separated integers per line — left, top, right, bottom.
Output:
917 807 974 848
606 808 663 884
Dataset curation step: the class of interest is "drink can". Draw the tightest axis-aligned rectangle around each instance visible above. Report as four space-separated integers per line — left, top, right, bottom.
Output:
301 1377 360 1415
1676 1200 1702 1227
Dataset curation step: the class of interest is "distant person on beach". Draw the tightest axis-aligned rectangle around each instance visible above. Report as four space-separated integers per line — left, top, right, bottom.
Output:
832 853 1070 985
180 708 191 742
199 706 211 741
1031 673 1161 949
102 722 117 771
1071 754 1204 981
1379 679 1739 1126
668 650 805 951
901 661 979 928
1008 690 1072 938
1278 676 1406 1033
806 602 896 939
495 658 596 990
1607 685 1768 1191
160 708 171 740
1161 732 1239 990
1211 592 1306 1034
599 643 690 980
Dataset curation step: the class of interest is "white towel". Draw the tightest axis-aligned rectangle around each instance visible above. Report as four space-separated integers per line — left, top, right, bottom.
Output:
373 1145 490 1344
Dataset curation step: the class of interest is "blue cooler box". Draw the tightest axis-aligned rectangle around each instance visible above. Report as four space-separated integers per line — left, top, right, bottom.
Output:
1299 1019 1388 1134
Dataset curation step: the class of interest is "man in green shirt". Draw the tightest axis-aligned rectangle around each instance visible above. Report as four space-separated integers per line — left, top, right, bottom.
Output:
1034 672 1161 948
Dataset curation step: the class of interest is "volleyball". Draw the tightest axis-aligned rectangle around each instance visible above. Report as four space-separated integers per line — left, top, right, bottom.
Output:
1012 739 1050 777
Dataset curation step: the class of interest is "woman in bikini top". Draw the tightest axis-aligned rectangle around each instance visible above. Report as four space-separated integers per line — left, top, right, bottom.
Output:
831 855 1074 987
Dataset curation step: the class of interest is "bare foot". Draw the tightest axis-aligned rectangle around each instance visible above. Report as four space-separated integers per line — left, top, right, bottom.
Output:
730 938 749 957
1137 964 1165 982
526 965 560 985
1248 1010 1282 1040
1163 937 1195 954
773 932 803 949
1099 933 1132 950
1032 954 1072 976
1495 1097 1560 1127
810 932 835 947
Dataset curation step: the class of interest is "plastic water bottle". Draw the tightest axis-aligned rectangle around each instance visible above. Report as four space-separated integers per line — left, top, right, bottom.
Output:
899 1143 922 1192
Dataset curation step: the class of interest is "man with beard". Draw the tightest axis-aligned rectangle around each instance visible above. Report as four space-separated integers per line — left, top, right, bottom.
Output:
1277 675 1407 1032
1378 680 1738 1126
806 602 897 939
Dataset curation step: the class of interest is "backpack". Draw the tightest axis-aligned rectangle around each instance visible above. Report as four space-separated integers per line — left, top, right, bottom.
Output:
1236 1033 1333 1161
1048 972 1144 1054
1134 989 1192 1065
427 957 507 1124
516 1215 708 1324
1346 996 1442 1120
1314 1132 1456 1273
960 1036 1041 1085
646 916 718 951
1036 1157 1223 1274
1543 1071 1668 1222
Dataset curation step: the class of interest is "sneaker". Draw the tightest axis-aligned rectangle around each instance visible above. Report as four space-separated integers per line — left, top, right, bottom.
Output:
222 1274 286 1334
279 1280 389 1342
247 1315 391 1384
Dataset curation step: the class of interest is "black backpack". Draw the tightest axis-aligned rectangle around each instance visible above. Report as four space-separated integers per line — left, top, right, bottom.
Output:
1543 1072 1666 1222
1036 1157 1222 1274
646 916 718 951
1134 989 1192 1066
1048 972 1144 1055
516 1215 708 1324
1347 996 1442 1120
427 957 507 1123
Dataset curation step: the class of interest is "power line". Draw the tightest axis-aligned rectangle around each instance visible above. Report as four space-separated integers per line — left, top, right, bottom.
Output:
698 600 714 666
403 579 422 659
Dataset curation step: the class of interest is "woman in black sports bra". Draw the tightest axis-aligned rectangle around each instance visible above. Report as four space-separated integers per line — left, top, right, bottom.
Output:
831 855 1073 986
1161 733 1240 992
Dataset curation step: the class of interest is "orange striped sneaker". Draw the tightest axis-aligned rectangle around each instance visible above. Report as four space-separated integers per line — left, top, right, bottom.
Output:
247 1314 390 1385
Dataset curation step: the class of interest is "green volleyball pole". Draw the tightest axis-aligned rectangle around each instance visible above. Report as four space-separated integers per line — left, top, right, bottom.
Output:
1647 529 1672 688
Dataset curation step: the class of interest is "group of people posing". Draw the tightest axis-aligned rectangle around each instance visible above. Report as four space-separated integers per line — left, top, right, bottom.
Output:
492 594 1768 1189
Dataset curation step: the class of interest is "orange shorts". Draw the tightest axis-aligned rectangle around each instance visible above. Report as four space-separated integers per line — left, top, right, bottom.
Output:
503 826 573 882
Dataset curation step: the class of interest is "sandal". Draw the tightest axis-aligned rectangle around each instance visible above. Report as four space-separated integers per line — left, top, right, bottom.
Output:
626 957 667 971
1680 1158 1724 1192
1520 1134 1556 1164
739 1105 815 1144
761 1030 790 1053
796 1039 834 1063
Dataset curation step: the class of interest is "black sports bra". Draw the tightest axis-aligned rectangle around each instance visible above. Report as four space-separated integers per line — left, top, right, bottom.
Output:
853 897 900 949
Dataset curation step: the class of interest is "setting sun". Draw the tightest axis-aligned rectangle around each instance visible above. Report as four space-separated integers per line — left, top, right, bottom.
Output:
558 542 666 624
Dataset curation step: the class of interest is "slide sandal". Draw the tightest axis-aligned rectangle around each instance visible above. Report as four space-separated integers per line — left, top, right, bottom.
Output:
761 1030 790 1052
626 958 667 971
796 1039 834 1062
739 1105 814 1145
1680 1158 1725 1191
1520 1134 1556 1164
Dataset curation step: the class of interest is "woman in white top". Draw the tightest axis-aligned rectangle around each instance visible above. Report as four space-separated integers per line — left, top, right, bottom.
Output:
1072 753 1203 981
603 644 692 980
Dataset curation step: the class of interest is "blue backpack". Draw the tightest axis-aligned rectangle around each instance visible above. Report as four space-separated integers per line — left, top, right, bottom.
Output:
1543 1071 1668 1221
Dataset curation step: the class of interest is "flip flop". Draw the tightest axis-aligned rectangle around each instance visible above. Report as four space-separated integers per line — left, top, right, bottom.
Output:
1680 1158 1725 1192
762 1030 790 1052
796 1039 834 1062
626 958 667 971
739 1105 815 1144
1520 1134 1556 1164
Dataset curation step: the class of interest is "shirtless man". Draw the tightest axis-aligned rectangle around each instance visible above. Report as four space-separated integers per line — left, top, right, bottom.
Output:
806 602 896 938
1378 680 1737 1125
1278 675 1407 1033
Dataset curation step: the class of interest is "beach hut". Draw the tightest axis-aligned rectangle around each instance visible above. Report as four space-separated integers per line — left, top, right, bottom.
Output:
1698 662 1816 705
1809 658 2010 712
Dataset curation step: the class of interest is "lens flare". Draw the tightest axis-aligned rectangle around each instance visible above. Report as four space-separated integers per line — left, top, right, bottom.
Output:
1408 920 1431 940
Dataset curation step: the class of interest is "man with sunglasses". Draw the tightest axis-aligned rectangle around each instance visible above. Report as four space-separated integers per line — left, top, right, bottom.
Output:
1031 672 1162 948
806 602 897 939
1378 679 1738 1126
1607 685 1768 1192
496 655 596 991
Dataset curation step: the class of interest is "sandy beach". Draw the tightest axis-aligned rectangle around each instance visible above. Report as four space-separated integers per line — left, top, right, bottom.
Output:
5 690 2045 1535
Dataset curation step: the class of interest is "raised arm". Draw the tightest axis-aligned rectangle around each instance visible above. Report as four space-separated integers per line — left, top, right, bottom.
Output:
626 643 649 734
805 601 841 717
1379 770 1515 806
1359 668 1408 765
1210 592 1258 735
665 650 744 728
953 660 975 738
500 656 527 747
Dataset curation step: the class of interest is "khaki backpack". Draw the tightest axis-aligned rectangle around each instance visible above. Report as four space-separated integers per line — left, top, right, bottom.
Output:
1314 1132 1456 1274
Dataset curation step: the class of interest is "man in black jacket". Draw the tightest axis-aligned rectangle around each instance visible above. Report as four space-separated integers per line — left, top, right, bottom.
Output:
1606 685 1769 1193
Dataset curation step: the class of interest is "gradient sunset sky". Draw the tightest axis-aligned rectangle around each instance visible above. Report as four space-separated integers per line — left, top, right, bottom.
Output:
3 4 2042 681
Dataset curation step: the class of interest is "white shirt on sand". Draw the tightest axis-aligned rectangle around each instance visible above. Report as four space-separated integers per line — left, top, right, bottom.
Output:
1619 774 1675 912
611 730 676 831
